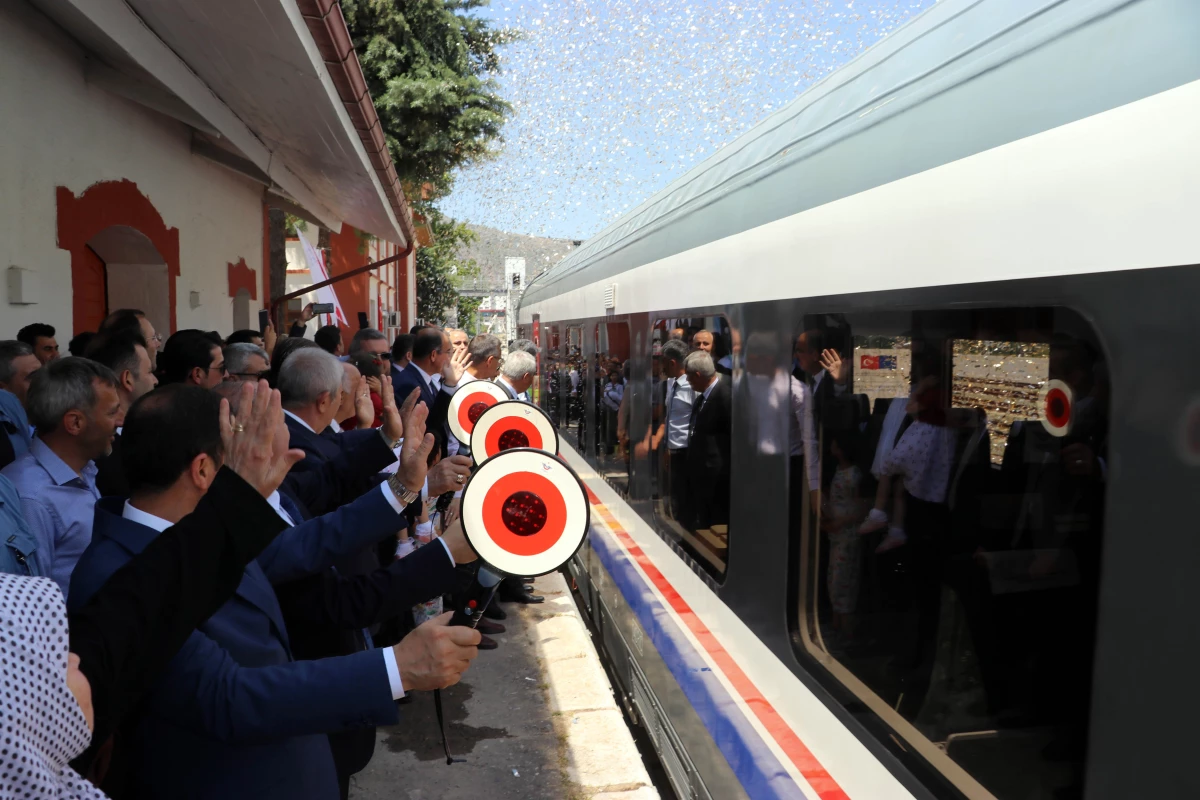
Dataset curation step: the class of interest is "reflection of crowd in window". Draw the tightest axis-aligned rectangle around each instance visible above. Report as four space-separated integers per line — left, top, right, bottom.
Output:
792 312 1108 798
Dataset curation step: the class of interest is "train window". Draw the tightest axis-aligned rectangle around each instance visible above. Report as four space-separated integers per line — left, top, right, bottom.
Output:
559 326 584 449
640 316 733 579
792 307 1106 799
593 321 631 495
541 324 561 425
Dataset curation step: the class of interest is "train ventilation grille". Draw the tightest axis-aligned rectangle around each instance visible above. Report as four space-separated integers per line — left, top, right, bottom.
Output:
629 660 705 800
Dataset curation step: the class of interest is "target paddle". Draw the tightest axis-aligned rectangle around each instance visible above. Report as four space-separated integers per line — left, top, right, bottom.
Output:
469 400 559 465
447 379 509 445
1039 379 1074 438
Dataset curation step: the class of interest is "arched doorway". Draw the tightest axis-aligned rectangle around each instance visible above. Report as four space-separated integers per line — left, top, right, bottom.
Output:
85 226 171 339
57 180 180 335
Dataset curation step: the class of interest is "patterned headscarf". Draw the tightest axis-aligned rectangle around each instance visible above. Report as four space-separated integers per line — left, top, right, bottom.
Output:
0 574 106 799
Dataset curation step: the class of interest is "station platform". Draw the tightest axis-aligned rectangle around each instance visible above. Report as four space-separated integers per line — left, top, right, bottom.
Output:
351 572 660 800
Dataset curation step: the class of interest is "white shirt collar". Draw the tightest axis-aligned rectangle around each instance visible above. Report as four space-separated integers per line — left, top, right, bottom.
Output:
122 500 173 533
702 373 720 400
413 362 436 388
266 490 296 526
495 376 519 399
283 408 316 434
328 418 342 434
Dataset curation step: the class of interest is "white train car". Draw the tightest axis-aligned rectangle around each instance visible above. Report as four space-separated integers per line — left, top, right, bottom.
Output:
517 1 1200 798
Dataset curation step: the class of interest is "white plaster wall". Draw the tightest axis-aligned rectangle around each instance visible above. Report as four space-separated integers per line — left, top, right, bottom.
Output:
0 2 265 339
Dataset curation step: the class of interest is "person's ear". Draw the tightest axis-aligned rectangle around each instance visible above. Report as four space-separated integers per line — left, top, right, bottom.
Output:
190 452 220 491
61 409 87 436
121 369 136 394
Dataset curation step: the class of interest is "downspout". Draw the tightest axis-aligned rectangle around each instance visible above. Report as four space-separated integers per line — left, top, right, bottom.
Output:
270 241 415 330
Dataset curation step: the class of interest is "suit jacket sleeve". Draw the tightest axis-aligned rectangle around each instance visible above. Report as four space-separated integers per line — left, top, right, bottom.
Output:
274 542 455 630
68 468 287 764
282 431 395 516
147 628 399 743
256 486 404 584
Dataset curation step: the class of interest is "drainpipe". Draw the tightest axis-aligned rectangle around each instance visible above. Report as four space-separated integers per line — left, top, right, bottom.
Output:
270 240 415 330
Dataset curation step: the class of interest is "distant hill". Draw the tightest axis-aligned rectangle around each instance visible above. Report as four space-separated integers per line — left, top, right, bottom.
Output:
457 224 580 291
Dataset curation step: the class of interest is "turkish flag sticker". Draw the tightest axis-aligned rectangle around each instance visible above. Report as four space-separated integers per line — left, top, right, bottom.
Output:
1039 379 1074 437
460 448 590 576
448 380 509 445
470 400 559 465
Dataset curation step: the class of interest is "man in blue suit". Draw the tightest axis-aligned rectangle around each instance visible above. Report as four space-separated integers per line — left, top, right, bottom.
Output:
69 384 481 799
389 332 414 386
392 326 474 461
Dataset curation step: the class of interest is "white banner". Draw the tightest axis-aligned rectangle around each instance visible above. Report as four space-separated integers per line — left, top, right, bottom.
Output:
298 234 349 328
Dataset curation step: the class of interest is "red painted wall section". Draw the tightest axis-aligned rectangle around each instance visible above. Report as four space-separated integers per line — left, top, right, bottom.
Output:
227 258 257 300
57 180 180 335
328 223 371 350
75 246 107 333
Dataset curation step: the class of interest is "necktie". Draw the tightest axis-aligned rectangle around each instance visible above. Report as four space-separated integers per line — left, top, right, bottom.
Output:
278 491 307 524
689 393 707 440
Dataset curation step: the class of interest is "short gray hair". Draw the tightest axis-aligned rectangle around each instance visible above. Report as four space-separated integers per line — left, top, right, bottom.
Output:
348 328 387 358
224 343 270 375
0 340 34 384
512 338 539 358
469 334 501 362
683 350 716 378
26 357 118 435
278 348 344 409
340 362 360 392
660 338 688 367
501 350 536 380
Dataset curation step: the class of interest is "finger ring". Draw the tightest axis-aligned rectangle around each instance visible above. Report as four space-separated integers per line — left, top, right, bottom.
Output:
233 423 246 433
455 474 465 484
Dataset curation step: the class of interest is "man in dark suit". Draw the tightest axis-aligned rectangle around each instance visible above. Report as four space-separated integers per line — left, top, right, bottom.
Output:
85 331 159 497
69 385 481 800
683 351 732 530
392 327 474 460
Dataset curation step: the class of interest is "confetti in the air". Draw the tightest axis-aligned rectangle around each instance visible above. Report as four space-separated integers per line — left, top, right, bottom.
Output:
441 0 934 239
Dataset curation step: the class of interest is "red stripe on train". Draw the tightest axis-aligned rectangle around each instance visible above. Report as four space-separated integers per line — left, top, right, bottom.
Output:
587 497 849 800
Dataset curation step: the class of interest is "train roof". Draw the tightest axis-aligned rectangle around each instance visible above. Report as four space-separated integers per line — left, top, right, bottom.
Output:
522 0 1200 308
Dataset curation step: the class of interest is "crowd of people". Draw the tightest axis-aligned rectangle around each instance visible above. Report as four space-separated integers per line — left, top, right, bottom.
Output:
0 312 545 799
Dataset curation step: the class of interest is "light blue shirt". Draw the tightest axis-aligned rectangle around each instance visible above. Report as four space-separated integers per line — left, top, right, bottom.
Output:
664 375 694 451
0 474 40 577
0 438 100 598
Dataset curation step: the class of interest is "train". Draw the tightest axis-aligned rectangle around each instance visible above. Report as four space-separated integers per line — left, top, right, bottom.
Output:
515 1 1200 798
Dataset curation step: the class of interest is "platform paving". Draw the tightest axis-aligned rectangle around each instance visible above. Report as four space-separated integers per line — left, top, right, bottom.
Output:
351 572 659 800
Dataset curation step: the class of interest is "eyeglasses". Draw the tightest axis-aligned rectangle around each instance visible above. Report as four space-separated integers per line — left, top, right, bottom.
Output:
377 352 392 360
150 334 163 343
230 370 271 381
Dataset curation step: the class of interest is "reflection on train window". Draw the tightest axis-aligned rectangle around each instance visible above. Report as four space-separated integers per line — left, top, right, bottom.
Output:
642 316 733 579
559 326 584 448
593 321 631 496
794 307 1106 800
541 324 561 425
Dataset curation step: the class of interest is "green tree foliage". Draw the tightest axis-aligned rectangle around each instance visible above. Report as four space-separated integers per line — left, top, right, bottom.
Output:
414 204 480 324
342 0 514 198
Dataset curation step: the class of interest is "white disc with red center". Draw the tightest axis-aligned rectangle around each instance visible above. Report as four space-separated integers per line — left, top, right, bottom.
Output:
460 448 590 576
447 379 510 445
470 400 559 465
1039 379 1074 437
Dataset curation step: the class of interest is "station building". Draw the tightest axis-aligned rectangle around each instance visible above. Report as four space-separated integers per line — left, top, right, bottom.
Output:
1 0 417 346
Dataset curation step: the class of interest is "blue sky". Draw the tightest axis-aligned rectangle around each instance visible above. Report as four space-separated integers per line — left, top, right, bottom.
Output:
440 0 935 240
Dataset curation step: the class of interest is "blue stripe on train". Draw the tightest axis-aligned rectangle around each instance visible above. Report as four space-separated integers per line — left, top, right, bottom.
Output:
588 523 808 800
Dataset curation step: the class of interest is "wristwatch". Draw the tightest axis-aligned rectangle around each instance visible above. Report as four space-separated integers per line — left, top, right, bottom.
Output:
387 472 421 506
379 427 401 450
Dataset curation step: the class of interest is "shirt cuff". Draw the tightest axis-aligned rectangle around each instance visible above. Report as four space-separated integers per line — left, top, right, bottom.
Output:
378 481 408 514
440 381 460 396
381 647 405 699
437 537 455 566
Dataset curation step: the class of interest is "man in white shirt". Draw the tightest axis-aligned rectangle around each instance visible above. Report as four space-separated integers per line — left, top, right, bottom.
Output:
638 339 693 523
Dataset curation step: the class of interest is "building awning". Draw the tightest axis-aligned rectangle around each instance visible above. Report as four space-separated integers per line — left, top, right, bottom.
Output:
30 0 414 246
